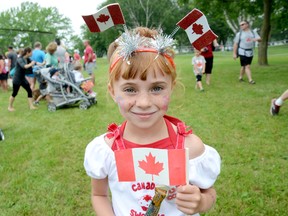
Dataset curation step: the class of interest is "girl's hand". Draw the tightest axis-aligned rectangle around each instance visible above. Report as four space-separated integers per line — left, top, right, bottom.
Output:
175 185 202 215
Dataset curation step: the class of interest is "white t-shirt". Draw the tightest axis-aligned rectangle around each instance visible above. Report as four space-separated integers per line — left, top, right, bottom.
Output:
192 55 206 75
84 134 221 216
234 30 260 56
72 70 84 82
55 46 66 67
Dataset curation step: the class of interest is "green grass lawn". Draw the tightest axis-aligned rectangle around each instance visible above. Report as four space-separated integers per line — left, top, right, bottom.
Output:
0 45 287 216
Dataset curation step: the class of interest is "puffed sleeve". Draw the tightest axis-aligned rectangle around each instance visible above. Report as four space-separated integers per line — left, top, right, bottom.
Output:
188 144 221 189
84 134 114 179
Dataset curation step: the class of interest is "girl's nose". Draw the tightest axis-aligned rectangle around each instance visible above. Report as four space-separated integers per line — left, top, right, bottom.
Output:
135 93 152 108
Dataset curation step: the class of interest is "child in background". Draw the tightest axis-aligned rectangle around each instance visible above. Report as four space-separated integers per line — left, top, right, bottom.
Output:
33 70 51 105
192 49 206 91
49 68 70 94
84 27 221 216
72 62 96 97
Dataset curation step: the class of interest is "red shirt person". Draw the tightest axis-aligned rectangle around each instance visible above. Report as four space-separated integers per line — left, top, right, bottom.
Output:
83 40 96 84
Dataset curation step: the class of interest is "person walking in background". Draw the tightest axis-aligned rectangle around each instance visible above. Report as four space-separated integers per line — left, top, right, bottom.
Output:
44 42 58 68
233 20 261 84
8 47 37 111
25 57 35 91
200 39 219 85
270 89 288 116
73 50 81 64
7 46 17 76
192 49 206 91
32 42 45 65
55 38 66 69
0 54 8 92
83 39 96 84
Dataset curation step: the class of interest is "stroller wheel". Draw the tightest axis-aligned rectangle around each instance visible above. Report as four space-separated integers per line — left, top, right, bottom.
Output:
79 102 89 110
48 103 57 112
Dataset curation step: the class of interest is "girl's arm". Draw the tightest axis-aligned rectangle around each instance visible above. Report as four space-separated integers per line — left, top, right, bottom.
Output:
91 177 114 216
176 134 217 214
175 185 216 215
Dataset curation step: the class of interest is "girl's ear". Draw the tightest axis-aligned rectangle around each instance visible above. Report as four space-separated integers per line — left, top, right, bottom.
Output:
108 83 116 102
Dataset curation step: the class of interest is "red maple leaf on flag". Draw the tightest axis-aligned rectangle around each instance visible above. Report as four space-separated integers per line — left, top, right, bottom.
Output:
138 152 164 181
192 23 203 35
97 14 110 24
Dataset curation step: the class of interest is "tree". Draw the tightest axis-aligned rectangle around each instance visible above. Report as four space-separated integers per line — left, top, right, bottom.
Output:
270 0 288 41
0 1 72 51
258 0 272 65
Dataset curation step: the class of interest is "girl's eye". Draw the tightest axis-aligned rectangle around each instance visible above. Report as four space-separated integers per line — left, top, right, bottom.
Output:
151 86 163 92
124 88 136 93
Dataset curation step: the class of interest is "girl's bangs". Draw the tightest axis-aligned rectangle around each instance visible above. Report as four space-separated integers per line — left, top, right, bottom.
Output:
110 52 176 83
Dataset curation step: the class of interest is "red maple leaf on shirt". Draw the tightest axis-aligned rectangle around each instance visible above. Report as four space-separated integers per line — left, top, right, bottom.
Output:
192 23 203 34
97 14 110 24
196 61 203 67
138 152 164 181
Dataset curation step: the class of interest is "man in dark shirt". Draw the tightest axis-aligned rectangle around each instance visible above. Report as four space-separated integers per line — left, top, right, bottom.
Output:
7 46 18 73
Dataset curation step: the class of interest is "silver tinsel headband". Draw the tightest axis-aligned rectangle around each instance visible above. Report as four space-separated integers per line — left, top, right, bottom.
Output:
110 29 175 72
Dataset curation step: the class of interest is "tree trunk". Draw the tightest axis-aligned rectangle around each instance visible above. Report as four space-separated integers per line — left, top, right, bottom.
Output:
258 0 272 65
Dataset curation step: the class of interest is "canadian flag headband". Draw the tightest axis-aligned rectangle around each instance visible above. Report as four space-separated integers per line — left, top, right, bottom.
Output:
82 3 217 68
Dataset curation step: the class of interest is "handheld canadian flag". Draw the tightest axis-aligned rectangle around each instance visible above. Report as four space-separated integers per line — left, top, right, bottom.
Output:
177 8 217 50
115 148 189 186
82 3 125 33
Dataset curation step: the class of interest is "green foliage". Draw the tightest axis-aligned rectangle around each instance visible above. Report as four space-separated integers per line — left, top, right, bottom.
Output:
271 0 288 40
0 45 288 215
0 1 72 51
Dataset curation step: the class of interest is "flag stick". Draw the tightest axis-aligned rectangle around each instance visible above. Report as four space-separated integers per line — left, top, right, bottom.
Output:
123 24 129 33
169 26 180 38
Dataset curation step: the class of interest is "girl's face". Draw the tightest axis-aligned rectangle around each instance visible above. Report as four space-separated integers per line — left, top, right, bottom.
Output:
109 69 174 130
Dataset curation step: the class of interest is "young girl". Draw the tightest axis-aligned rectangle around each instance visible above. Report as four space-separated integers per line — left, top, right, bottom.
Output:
192 49 206 91
84 27 221 216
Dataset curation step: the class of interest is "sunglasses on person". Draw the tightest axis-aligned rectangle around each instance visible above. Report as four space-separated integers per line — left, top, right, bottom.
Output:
240 23 247 26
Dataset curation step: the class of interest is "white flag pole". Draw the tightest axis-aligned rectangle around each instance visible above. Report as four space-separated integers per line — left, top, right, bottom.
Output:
169 26 180 38
123 24 128 33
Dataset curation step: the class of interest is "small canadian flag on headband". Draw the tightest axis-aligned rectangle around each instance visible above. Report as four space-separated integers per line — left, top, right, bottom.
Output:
177 9 217 50
82 3 125 33
115 148 189 186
